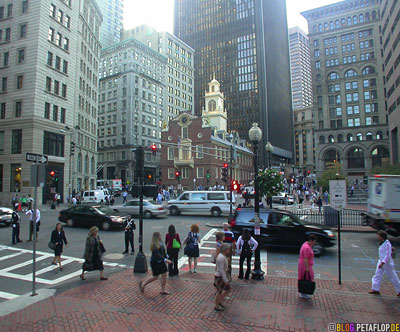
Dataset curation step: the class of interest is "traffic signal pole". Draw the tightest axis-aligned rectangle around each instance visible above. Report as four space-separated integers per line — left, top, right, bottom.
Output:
229 145 233 219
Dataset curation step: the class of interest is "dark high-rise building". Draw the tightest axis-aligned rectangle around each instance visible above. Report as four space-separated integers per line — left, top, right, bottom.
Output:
174 0 293 166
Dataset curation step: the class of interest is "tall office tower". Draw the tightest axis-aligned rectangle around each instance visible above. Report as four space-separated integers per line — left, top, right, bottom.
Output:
380 0 400 163
0 0 101 206
121 25 195 123
97 38 167 183
174 0 293 166
302 0 390 182
289 27 313 111
95 0 124 48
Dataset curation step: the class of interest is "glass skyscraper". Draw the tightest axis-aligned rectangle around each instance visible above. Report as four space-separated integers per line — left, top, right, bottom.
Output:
174 0 293 165
95 0 124 48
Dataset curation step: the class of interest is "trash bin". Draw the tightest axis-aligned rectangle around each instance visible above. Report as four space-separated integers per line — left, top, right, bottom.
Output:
324 206 338 227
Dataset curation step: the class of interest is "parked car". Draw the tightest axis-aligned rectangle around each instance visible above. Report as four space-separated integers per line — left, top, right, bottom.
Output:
113 200 167 218
58 205 125 231
168 191 235 217
0 207 13 227
272 192 294 204
229 208 335 256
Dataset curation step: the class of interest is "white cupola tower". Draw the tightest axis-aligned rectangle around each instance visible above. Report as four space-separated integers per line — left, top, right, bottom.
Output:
201 74 227 131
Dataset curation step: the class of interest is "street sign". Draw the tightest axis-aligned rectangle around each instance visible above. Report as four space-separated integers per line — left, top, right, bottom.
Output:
26 153 48 164
329 180 347 209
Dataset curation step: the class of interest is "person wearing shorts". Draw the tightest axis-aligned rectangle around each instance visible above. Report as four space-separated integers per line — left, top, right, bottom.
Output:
214 243 231 311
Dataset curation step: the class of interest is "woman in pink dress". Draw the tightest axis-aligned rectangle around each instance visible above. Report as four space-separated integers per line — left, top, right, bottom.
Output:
298 234 317 299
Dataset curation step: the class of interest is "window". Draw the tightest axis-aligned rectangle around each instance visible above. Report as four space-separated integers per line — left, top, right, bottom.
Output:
60 108 65 123
53 105 58 121
63 37 69 50
61 84 67 97
5 28 10 41
16 75 23 89
168 168 174 179
64 15 70 29
55 56 60 70
182 127 188 139
3 52 9 66
54 80 59 94
11 129 22 154
7 4 12 17
62 60 68 74
47 51 53 66
48 27 54 42
43 131 64 157
18 49 25 63
15 101 22 117
0 131 3 154
1 77 7 92
345 69 357 77
315 61 321 69
328 72 339 80
167 147 174 160
0 103 5 119
347 148 365 168
197 167 204 178
362 66 375 75
57 10 63 24
46 77 51 91
22 1 28 13
44 102 50 119
50 4 56 17
197 145 204 158
20 24 27 38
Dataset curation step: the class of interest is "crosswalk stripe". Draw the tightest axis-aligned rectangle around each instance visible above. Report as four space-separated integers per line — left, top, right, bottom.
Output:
0 252 24 261
2 255 48 272
0 291 18 300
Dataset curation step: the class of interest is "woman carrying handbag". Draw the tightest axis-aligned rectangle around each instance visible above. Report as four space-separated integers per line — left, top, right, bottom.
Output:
165 225 181 276
298 234 317 299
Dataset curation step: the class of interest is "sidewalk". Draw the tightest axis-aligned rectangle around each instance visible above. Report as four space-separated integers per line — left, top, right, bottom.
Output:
1 269 399 331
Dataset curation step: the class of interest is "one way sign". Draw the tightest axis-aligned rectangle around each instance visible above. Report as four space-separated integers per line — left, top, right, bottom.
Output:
26 153 48 164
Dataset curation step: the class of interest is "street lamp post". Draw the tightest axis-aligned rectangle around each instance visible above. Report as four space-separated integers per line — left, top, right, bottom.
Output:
248 123 264 280
265 141 274 208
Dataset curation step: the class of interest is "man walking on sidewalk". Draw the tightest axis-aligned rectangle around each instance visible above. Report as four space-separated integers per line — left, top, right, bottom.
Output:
369 230 400 296
26 208 41 242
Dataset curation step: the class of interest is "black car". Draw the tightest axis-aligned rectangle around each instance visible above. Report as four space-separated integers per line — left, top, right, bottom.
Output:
229 208 335 256
58 205 125 231
0 207 13 227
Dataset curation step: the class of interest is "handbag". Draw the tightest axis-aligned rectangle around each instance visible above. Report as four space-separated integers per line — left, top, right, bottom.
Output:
184 232 195 256
298 271 316 295
82 260 94 271
48 241 56 250
172 238 181 249
99 241 106 253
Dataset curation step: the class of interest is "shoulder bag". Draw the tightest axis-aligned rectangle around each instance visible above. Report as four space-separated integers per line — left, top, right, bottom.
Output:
172 238 181 249
48 241 56 250
298 271 316 295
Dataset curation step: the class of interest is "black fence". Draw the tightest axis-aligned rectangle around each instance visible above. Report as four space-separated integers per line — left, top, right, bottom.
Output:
289 207 366 228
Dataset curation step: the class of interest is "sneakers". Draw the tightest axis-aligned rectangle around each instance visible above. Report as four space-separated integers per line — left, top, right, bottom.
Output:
214 305 225 311
299 293 311 299
368 290 380 295
122 250 128 254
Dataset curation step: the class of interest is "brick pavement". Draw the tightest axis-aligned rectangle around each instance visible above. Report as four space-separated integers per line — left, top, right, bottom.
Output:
1 269 399 332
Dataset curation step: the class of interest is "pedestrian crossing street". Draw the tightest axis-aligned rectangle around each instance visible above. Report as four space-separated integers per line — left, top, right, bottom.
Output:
178 228 268 273
0 245 127 301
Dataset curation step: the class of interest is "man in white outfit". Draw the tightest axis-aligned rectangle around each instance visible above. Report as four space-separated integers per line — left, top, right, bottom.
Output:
369 230 400 296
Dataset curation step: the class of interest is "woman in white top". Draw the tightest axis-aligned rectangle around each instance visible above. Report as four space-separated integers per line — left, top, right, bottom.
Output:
369 230 400 296
236 229 258 280
214 243 231 311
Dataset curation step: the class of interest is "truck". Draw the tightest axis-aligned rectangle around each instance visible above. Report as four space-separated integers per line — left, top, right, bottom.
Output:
362 175 400 236
97 179 123 194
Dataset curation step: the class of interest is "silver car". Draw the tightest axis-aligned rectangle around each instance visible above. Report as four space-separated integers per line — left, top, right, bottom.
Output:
113 200 167 219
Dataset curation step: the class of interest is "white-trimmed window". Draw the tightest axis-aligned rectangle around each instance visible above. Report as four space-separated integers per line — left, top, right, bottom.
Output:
182 127 188 138
168 168 174 179
182 167 189 179
197 167 204 178
168 147 174 160
197 145 203 158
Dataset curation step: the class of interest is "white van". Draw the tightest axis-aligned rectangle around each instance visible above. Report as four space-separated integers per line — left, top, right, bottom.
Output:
168 191 236 217
82 190 109 204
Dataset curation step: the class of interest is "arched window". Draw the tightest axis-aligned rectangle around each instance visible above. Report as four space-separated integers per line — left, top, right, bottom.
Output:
328 72 339 80
347 17 352 25
365 12 370 21
359 14 364 23
353 15 358 24
376 131 383 139
84 155 89 173
371 10 377 20
338 134 344 142
348 148 365 168
341 18 346 26
362 66 375 74
345 69 357 77
324 22 328 30
329 135 334 143
347 134 353 142
372 147 389 167
356 133 363 141
318 23 323 32
335 19 340 28
319 136 325 144
330 21 334 29
208 100 216 111
313 25 317 33
77 153 82 173
366 132 373 140
324 149 340 167
91 157 95 174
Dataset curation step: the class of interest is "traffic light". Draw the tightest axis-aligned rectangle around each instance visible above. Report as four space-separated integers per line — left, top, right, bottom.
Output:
50 170 55 178
221 164 228 183
55 171 59 182
290 178 294 184
175 171 181 181
232 180 238 191
70 142 75 156
206 170 210 179
151 144 157 155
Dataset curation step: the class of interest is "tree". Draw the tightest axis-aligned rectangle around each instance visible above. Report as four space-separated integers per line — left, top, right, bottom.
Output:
317 162 346 192
258 168 284 201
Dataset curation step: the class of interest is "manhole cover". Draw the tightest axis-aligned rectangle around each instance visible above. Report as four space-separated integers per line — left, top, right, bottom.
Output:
103 253 124 260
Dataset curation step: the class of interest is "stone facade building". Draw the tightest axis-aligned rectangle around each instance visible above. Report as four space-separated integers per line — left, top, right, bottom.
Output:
293 106 315 173
380 0 400 164
161 79 253 191
0 0 101 205
97 37 167 184
302 0 390 182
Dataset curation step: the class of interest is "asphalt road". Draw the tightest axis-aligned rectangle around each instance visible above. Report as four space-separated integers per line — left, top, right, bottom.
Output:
0 196 399 303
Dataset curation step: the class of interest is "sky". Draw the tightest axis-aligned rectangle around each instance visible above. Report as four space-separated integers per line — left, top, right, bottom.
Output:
123 0 341 34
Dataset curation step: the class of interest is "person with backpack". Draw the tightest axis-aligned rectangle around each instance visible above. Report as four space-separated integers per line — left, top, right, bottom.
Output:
236 228 258 280
165 224 181 276
369 230 400 296
184 224 201 273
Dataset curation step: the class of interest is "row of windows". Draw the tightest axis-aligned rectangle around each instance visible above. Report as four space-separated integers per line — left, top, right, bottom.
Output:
49 3 71 29
327 78 376 92
323 116 380 129
47 52 68 74
1 74 25 92
44 102 66 123
319 131 384 144
45 77 68 98
0 130 22 155
0 101 23 119
48 27 69 51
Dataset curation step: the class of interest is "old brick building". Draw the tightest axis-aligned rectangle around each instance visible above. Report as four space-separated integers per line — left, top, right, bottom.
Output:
161 78 253 192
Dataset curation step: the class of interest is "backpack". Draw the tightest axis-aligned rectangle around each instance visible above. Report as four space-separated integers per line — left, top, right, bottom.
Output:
241 238 252 256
